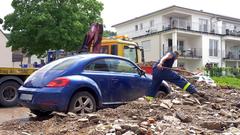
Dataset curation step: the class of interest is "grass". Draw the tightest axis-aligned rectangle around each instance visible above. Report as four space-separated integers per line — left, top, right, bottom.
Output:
212 76 240 89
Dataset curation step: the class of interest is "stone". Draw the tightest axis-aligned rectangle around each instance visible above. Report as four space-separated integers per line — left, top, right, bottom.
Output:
176 112 192 123
90 118 100 124
21 132 31 135
211 103 221 110
67 112 77 117
163 115 181 124
135 127 148 135
138 98 145 101
236 102 240 108
160 102 170 109
140 121 149 127
132 115 138 120
78 118 89 122
200 121 226 130
54 112 68 117
122 131 135 135
224 127 240 134
87 114 99 120
130 125 139 132
182 100 194 106
121 124 131 130
162 100 173 108
215 98 225 103
113 125 122 131
116 131 122 135
183 94 191 98
172 99 182 105
219 109 232 117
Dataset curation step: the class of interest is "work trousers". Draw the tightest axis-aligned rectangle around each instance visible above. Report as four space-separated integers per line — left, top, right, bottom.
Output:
147 67 197 97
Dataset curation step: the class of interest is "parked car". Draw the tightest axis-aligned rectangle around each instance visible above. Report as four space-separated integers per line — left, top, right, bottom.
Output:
18 54 170 116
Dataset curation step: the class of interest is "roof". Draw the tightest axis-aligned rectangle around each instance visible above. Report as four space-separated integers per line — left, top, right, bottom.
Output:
0 29 8 40
112 5 240 27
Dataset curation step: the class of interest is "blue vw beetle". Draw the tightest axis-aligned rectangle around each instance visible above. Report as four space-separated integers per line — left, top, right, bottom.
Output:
18 54 170 116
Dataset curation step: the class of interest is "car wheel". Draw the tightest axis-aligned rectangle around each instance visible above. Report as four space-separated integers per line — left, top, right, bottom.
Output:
69 91 96 114
155 91 167 98
0 81 20 107
30 109 52 117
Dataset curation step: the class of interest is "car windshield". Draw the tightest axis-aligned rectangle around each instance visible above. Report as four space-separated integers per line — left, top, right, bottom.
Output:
123 45 137 62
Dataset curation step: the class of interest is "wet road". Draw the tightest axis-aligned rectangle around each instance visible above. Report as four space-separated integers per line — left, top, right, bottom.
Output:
0 107 29 124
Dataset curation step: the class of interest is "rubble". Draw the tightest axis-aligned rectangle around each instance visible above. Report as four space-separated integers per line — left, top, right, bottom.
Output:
0 80 240 134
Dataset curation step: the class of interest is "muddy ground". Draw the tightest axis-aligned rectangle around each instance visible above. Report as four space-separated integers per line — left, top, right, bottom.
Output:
0 80 240 135
0 107 29 124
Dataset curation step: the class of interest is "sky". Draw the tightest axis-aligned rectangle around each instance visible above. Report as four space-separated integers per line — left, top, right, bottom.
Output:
1 0 240 32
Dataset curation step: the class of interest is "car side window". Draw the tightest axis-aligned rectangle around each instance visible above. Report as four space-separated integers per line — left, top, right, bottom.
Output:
85 59 109 71
107 59 138 73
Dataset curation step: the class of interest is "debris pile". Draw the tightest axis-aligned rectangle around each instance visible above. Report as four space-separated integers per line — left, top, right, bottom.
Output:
0 81 240 135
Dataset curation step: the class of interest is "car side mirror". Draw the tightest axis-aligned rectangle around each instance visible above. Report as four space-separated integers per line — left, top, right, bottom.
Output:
139 69 146 76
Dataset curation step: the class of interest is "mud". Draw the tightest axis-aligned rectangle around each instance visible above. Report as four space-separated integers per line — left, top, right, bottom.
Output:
0 80 240 135
0 107 29 124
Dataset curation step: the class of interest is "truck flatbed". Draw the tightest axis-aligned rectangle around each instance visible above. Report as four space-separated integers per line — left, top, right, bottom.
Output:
0 67 36 76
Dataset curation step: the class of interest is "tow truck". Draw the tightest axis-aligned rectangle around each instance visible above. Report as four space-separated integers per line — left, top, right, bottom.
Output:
0 68 36 107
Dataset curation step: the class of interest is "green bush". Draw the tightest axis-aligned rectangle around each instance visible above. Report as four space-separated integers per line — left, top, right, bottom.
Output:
205 67 240 77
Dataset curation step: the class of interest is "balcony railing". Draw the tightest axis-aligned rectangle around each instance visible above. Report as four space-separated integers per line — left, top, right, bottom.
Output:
124 19 240 38
224 51 240 60
178 48 202 58
163 48 202 58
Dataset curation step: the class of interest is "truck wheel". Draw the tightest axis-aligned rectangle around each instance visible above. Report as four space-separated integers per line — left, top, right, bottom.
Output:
30 109 52 117
0 81 20 107
69 91 96 114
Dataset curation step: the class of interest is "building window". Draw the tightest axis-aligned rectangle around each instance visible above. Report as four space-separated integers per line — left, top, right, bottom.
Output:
141 40 151 52
150 20 154 27
135 25 138 31
140 23 143 30
209 39 218 57
199 19 208 32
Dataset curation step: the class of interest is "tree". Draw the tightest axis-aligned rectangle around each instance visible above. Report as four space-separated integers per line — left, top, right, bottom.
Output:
3 0 103 57
0 18 3 24
103 30 116 37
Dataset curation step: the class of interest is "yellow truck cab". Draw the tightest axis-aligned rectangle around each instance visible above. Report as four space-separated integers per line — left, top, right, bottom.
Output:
99 36 144 63
0 67 36 107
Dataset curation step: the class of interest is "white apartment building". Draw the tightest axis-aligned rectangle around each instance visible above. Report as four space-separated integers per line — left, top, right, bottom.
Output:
113 6 240 71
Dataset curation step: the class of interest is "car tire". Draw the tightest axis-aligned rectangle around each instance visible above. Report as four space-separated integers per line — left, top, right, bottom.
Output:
0 81 20 107
155 91 167 99
69 91 96 114
30 109 52 117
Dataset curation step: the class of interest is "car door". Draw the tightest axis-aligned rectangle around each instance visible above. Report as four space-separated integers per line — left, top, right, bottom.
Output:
82 58 112 103
106 58 150 102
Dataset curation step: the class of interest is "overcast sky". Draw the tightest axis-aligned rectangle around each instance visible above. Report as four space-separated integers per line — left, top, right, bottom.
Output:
1 0 240 32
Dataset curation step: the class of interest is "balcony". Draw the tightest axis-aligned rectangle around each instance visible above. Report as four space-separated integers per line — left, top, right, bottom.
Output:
163 48 202 59
178 48 202 59
128 18 240 38
224 51 240 60
162 20 211 33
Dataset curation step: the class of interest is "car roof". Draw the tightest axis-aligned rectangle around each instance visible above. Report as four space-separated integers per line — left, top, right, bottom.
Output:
71 53 129 61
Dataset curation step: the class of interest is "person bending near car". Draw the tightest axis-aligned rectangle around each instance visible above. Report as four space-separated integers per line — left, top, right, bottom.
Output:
145 51 204 101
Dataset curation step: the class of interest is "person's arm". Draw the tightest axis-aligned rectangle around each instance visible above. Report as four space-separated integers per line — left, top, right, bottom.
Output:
157 52 173 70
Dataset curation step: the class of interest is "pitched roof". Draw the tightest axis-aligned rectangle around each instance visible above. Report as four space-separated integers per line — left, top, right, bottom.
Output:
0 29 8 40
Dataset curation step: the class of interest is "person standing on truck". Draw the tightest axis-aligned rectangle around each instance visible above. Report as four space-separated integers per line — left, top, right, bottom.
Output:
145 51 205 101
